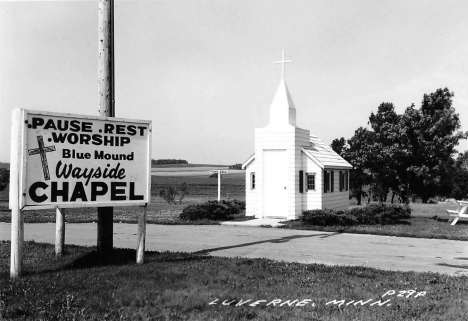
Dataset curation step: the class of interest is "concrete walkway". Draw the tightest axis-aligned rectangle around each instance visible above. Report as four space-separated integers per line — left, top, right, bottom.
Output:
1 222 468 276
221 218 285 227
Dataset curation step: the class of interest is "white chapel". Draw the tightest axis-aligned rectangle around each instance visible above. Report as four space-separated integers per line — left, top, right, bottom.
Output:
242 51 353 220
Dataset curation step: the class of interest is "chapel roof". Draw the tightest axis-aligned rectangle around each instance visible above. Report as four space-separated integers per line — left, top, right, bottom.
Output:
242 135 353 170
302 135 353 169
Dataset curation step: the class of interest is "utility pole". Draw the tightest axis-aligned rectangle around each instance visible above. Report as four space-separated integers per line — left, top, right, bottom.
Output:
98 0 115 259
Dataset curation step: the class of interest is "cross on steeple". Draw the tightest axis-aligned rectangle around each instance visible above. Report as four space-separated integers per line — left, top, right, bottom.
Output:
28 136 56 181
274 50 293 79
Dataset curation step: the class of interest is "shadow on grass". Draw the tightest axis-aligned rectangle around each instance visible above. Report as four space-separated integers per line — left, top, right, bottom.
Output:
192 232 342 255
433 217 468 225
0 243 212 278
62 248 213 270
63 248 137 270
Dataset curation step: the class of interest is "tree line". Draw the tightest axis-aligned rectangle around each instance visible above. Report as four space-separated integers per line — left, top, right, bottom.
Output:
151 159 188 165
331 88 468 204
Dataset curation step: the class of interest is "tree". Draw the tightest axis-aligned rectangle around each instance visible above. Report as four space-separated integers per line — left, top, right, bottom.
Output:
362 88 467 203
398 88 467 202
367 103 406 203
346 128 375 205
330 137 347 156
178 182 189 204
0 168 9 191
449 151 468 200
333 88 467 204
331 130 373 205
159 182 190 205
152 159 188 165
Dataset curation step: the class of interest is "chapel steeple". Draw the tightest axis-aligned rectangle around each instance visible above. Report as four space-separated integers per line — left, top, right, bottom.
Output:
268 50 297 128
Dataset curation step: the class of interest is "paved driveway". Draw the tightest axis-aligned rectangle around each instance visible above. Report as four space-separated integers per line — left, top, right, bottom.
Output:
1 223 467 276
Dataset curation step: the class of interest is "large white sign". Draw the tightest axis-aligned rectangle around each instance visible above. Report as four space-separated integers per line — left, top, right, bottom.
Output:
10 109 152 210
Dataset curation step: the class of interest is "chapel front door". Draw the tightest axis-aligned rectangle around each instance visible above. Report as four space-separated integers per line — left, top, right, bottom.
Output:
263 149 288 218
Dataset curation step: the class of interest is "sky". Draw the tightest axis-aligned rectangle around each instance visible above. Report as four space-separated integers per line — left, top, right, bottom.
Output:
1 0 468 165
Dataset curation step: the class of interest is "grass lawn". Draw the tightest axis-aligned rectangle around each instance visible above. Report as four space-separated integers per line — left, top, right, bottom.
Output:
1 178 468 240
279 217 468 241
1 241 467 321
280 203 468 241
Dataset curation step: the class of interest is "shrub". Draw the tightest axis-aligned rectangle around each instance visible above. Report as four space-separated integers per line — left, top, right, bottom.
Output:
180 200 245 221
302 209 338 225
0 168 9 192
301 204 411 226
159 182 189 205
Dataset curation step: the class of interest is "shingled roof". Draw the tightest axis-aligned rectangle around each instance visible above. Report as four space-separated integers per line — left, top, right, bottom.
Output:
301 135 353 169
242 135 353 170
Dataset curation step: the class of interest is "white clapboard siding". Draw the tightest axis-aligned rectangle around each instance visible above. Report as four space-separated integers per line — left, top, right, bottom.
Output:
322 169 350 211
253 126 310 219
303 156 323 211
244 159 258 217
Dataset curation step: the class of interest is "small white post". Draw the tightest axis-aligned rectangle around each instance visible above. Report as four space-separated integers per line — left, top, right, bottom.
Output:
218 173 221 201
55 208 66 256
10 207 23 278
136 204 147 264
10 108 23 278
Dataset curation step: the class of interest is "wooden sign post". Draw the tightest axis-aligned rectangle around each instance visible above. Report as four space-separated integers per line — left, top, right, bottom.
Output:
98 0 115 260
209 170 228 201
55 208 66 256
10 110 23 278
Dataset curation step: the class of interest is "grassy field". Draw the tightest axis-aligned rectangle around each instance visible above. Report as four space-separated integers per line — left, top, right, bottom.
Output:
1 241 467 321
1 176 467 240
0 174 246 225
151 163 230 168
151 174 245 198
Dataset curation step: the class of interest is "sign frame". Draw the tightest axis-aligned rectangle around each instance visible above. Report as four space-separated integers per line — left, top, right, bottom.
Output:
10 109 152 211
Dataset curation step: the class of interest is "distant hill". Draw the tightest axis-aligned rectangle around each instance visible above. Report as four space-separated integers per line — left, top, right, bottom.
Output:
0 162 230 170
151 163 229 168
152 159 188 166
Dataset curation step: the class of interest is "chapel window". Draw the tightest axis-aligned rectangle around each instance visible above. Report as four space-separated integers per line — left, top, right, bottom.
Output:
339 171 344 191
324 171 329 193
345 171 349 191
306 173 315 191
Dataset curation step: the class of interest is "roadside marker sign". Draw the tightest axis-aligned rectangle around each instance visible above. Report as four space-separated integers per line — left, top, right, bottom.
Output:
209 170 229 200
210 170 228 174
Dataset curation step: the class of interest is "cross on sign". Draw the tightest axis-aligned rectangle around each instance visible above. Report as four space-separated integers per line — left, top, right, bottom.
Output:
274 50 293 79
28 136 56 181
